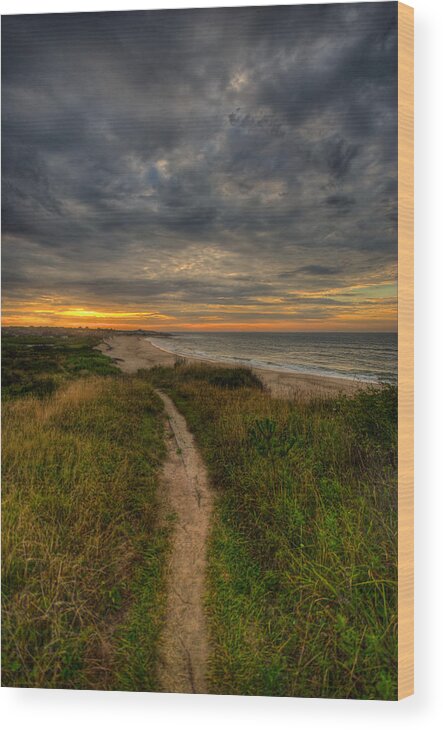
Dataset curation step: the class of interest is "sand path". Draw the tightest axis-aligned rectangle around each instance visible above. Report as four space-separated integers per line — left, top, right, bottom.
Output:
156 392 213 694
101 337 213 693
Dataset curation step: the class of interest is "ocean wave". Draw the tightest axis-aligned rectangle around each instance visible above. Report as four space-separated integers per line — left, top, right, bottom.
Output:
145 337 395 383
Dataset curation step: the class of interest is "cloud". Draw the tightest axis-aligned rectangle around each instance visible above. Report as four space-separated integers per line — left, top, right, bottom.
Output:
325 138 359 180
295 265 343 277
1 3 398 329
324 195 356 209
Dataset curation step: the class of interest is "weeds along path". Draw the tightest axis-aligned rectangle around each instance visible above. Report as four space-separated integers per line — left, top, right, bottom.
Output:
156 391 213 694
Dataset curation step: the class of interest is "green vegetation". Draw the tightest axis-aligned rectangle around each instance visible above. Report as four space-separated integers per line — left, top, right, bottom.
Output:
2 333 398 698
2 332 118 398
149 363 398 700
2 375 168 690
171 360 264 390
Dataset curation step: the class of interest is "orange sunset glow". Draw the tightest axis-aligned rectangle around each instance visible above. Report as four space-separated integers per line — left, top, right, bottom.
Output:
2 5 398 335
2 281 397 332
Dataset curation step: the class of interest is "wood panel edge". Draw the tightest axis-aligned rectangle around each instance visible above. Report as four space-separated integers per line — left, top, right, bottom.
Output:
397 0 414 701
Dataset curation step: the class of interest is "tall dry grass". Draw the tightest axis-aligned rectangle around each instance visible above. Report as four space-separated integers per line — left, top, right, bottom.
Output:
2 376 167 689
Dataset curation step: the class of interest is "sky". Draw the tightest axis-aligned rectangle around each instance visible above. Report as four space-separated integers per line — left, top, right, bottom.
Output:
2 2 398 332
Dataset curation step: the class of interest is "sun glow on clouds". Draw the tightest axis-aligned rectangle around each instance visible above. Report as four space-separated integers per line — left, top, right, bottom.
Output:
2 5 398 333
2 290 397 331
60 309 173 320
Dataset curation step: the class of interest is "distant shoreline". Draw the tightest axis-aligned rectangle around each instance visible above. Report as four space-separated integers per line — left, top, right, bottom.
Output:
99 335 378 399
144 335 384 385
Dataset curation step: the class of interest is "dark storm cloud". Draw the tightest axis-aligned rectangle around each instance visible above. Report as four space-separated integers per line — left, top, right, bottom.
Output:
2 3 398 322
324 195 356 210
295 265 343 277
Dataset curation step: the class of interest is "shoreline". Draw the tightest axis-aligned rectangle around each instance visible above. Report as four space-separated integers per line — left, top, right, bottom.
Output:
144 335 382 385
98 335 379 399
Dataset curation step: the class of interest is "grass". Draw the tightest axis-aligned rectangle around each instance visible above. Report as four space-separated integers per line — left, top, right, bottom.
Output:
2 333 398 698
148 363 398 700
2 332 119 399
2 375 168 690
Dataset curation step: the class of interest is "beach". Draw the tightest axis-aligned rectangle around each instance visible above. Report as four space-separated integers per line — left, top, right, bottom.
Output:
98 335 372 398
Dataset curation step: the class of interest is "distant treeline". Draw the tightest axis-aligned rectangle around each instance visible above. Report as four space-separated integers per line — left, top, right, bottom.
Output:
3 326 172 337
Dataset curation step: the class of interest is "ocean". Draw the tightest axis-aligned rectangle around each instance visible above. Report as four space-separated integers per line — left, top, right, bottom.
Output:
146 331 398 384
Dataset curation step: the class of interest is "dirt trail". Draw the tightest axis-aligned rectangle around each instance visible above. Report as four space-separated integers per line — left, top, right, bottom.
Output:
156 391 213 694
101 336 213 692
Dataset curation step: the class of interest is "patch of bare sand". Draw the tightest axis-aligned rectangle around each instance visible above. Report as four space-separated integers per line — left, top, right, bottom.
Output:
97 334 176 373
257 369 368 399
99 334 371 399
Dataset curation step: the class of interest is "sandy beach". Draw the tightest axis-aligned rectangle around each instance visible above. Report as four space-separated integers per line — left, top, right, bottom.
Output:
98 335 372 399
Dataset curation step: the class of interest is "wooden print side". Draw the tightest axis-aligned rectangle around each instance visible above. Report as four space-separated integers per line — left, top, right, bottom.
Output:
398 0 414 701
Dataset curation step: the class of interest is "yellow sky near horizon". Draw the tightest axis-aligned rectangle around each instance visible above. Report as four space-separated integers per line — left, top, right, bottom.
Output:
2 281 398 332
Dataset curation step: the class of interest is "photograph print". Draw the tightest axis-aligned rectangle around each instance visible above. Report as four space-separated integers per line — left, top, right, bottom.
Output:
2 1 411 699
